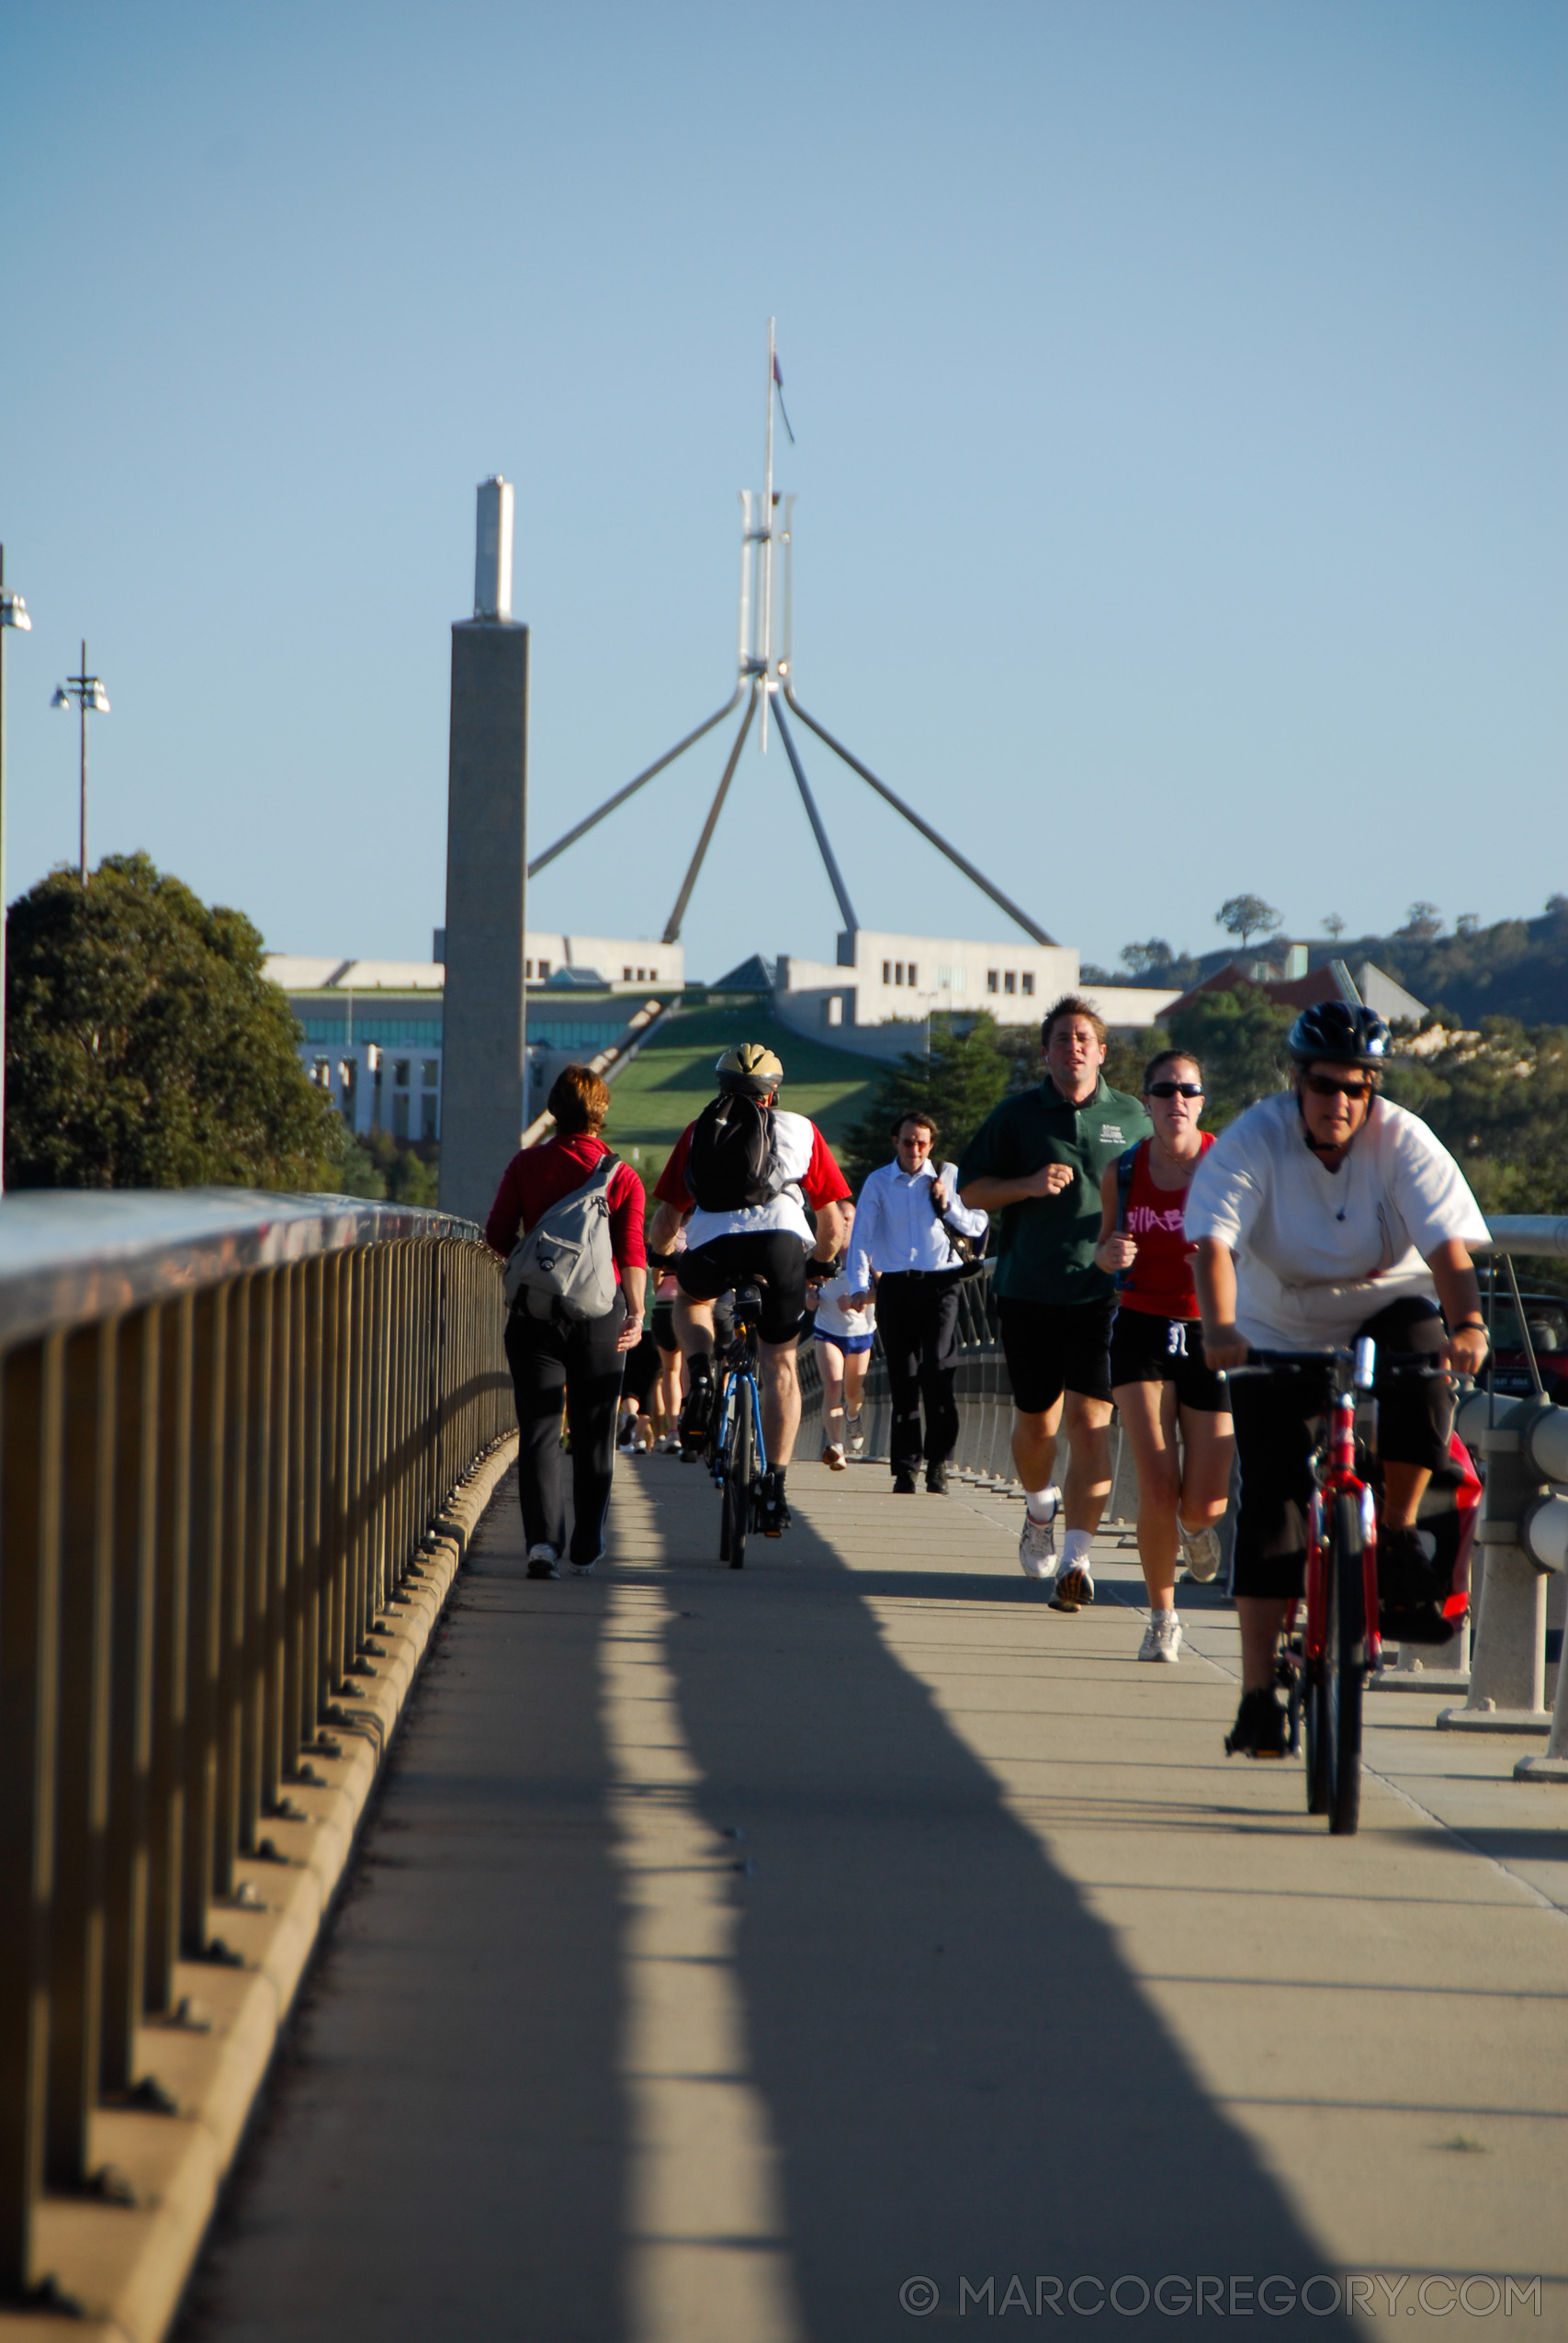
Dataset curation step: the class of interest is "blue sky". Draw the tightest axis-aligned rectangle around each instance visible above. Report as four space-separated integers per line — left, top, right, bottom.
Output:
2 1 1562 983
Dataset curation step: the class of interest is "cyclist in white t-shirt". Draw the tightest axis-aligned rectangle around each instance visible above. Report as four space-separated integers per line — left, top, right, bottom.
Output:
648 1044 851 1533
1186 1002 1490 1758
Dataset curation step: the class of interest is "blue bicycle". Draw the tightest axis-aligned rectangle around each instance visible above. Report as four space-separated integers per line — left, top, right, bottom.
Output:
709 1281 769 1568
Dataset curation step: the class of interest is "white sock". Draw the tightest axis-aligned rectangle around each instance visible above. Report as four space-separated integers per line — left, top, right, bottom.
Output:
1025 1486 1058 1521
1061 1528 1093 1570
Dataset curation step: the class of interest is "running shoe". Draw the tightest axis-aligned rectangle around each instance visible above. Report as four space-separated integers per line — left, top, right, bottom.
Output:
1137 1610 1182 1663
1224 1687 1289 1760
1018 1490 1060 1579
569 1551 603 1577
1179 1522 1223 1583
616 1416 638 1451
760 1469 791 1536
822 1442 848 1471
526 1545 560 1580
846 1410 866 1455
1049 1560 1095 1613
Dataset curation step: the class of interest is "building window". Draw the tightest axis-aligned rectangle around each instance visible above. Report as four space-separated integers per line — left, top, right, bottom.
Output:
394 1058 411 1086
883 960 892 984
1021 971 1034 996
908 962 918 986
623 966 633 980
825 995 842 1027
1004 971 1017 995
538 959 551 979
987 970 999 993
525 958 534 978
895 961 905 985
421 1058 439 1089
421 1094 438 1141
392 1093 410 1140
310 1058 331 1088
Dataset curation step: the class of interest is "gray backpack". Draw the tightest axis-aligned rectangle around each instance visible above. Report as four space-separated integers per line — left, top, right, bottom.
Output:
503 1153 622 1322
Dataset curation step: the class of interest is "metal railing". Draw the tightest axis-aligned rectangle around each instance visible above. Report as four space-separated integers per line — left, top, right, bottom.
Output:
0 1191 513 2297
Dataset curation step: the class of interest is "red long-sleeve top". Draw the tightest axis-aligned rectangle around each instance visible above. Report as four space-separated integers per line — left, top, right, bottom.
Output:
484 1133 647 1282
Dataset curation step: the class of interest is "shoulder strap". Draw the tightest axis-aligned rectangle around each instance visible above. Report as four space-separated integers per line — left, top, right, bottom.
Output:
1115 1140 1141 1231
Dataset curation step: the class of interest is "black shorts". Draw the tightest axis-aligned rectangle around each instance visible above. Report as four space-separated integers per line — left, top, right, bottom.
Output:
997 1296 1114 1413
1109 1307 1229 1413
651 1300 678 1355
675 1229 808 1347
1230 1294 1452 1601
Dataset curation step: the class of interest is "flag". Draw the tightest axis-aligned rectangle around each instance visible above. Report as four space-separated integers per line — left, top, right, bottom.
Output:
773 351 795 445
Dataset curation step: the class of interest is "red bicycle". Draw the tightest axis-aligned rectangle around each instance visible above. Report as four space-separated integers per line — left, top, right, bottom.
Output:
1231 1341 1474 1837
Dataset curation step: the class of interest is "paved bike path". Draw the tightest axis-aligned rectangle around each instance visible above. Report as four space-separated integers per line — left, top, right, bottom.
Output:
176 1459 1568 2341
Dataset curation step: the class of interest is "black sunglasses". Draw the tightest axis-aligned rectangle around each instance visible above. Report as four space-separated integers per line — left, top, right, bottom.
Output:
1146 1081 1203 1100
1303 1074 1373 1102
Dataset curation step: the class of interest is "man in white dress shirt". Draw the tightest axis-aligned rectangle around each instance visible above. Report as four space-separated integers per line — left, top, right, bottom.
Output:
847 1111 988 1494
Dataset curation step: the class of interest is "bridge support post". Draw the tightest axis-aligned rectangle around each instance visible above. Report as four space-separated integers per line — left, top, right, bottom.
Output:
439 477 529 1228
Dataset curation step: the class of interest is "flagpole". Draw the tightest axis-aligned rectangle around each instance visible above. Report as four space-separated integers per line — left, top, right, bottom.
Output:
761 316 776 751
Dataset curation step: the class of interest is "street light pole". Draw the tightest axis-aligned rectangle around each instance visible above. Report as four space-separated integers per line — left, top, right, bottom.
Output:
52 641 110 885
0 546 34 1194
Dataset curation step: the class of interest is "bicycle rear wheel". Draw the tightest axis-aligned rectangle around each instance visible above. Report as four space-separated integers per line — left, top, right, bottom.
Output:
1324 1489 1367 1835
724 1377 753 1570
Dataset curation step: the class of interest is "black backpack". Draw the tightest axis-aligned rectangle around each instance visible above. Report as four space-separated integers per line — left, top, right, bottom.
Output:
685 1093 785 1211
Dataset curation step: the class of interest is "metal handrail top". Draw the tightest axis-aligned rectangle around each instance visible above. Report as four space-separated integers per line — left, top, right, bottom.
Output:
0 1187 487 1347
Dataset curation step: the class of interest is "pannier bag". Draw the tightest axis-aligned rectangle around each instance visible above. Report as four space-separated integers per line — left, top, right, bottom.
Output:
685 1093 786 1212
1377 1432 1483 1647
503 1154 622 1322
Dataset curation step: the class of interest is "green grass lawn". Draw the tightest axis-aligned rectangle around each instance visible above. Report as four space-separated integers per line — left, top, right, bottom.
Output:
601 1002 878 1190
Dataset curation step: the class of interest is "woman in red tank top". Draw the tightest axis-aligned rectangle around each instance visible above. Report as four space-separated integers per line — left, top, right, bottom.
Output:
1091 1050 1235 1663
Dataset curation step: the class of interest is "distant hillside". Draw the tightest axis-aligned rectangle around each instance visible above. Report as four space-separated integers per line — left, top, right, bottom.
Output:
601 1002 877 1192
1103 898 1568 1028
1316 900 1568 1028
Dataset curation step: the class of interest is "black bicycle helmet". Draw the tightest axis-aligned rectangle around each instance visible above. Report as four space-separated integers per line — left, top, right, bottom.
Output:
1286 1001 1391 1068
715 1042 784 1096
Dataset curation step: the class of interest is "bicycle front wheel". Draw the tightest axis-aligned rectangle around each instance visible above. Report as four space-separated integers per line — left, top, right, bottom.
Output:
1324 1489 1367 1836
724 1378 753 1571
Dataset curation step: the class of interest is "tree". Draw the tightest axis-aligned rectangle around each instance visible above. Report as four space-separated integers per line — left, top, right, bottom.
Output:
1400 901 1444 941
1121 938 1176 977
839 1013 1010 1191
1322 913 1346 942
1216 895 1281 954
6 853 345 1190
1167 988 1294 1127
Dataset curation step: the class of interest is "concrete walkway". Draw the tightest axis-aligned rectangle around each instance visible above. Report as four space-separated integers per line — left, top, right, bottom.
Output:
176 1459 1568 2341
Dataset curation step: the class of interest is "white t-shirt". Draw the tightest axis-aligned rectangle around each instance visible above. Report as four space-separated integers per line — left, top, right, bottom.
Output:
1183 1089 1488 1350
811 1270 875 1341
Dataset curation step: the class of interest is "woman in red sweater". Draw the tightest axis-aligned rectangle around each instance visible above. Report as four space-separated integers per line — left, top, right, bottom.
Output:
485 1066 647 1579
1092 1049 1235 1663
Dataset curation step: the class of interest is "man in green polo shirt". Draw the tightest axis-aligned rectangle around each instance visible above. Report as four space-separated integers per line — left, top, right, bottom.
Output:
958 995 1150 1605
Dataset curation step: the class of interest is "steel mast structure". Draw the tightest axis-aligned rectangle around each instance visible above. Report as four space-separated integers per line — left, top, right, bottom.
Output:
526 323 1054 952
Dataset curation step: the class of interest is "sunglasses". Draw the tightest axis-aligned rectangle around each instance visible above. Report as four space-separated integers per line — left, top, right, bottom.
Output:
1303 1074 1373 1103
1146 1081 1203 1100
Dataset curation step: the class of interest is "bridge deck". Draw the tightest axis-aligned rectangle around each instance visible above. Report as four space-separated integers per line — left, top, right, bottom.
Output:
177 1462 1568 2341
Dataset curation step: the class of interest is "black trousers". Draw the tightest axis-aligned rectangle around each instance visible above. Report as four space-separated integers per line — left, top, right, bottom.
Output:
876 1271 963 1476
504 1293 627 1567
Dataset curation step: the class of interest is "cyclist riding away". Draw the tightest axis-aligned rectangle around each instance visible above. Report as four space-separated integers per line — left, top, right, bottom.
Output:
1186 1002 1490 1758
648 1043 851 1535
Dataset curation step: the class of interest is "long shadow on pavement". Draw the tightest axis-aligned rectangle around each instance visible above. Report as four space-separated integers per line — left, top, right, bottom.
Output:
175 1473 625 2343
661 1497 1354 2339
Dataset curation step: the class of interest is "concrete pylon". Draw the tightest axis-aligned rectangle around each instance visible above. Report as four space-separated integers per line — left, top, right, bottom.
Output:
437 478 528 1228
